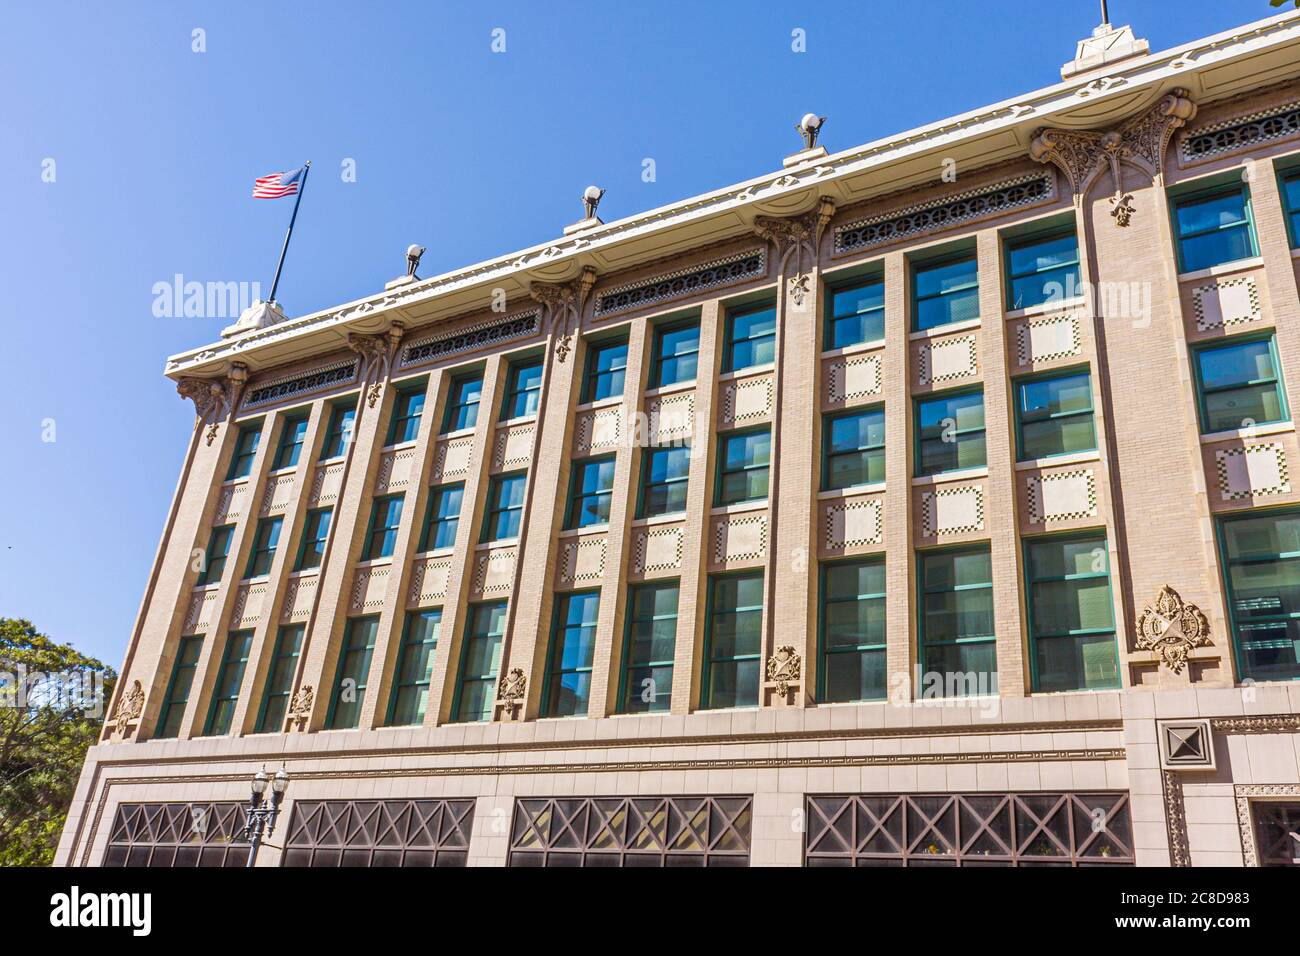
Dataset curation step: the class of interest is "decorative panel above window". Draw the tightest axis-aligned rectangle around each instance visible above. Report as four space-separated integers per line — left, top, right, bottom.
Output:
594 249 766 317
1180 99 1300 163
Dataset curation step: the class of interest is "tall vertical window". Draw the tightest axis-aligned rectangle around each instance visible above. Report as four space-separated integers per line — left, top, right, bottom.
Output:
364 494 405 560
913 254 979 332
443 373 483 432
820 560 886 703
1015 370 1097 460
295 507 332 571
638 445 691 518
566 456 616 529
204 630 254 736
918 548 997 697
702 573 763 710
387 385 426 445
453 601 507 722
652 321 700 388
620 582 678 714
483 473 526 542
724 304 776 372
155 636 203 739
716 427 771 505
1173 184 1257 273
273 412 310 470
1193 336 1287 434
198 525 234 585
917 389 986 475
1218 509 1300 682
245 516 283 578
1026 535 1119 692
826 279 885 350
387 609 441 726
327 616 379 729
320 402 356 460
543 591 599 717
582 338 629 403
227 423 262 480
256 624 304 733
1005 227 1081 310
419 484 463 551
1283 170 1300 248
824 408 885 490
502 359 543 419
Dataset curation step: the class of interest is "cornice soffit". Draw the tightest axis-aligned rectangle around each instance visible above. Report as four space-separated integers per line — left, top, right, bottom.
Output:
165 10 1300 381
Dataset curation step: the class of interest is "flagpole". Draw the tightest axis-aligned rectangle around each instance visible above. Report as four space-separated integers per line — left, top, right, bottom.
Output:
267 160 311 306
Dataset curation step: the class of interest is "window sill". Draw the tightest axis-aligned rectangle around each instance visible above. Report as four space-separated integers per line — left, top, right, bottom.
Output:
1200 420 1293 444
438 426 475 441
317 454 346 465
286 568 321 580
1004 296 1087 320
817 483 886 500
221 476 250 488
710 499 769 517
477 538 519 551
413 546 457 560
574 395 624 414
498 414 538 429
267 464 298 477
718 363 775 383
630 512 688 528
821 339 886 360
1176 256 1264 283
354 557 394 570
908 317 981 342
381 439 419 453
558 523 610 538
643 380 696 400
193 581 222 592
1014 449 1102 471
911 466 989 487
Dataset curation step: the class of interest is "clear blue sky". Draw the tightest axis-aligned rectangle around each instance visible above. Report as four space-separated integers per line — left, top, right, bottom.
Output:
0 0 1268 665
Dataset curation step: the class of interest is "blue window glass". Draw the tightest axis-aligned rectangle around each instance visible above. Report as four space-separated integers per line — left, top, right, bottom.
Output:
1219 509 1300 683
820 560 886 703
295 507 332 571
716 428 771 505
916 390 986 476
619 582 678 714
582 339 628 403
543 591 600 717
826 280 885 350
1174 186 1256 272
502 360 543 420
1284 171 1300 248
320 403 356 460
327 616 378 729
228 424 262 480
483 473 526 542
453 602 507 722
567 456 616 529
387 386 426 445
388 609 441 726
420 484 463 552
256 624 304 733
1006 229 1080 310
1015 371 1096 460
824 408 885 490
273 412 309 470
443 374 483 432
364 494 404 560
919 548 997 697
155 635 203 739
245 516 283 578
653 322 700 387
702 573 764 709
198 525 234 585
913 255 979 332
639 445 691 518
1194 336 1286 434
725 305 776 372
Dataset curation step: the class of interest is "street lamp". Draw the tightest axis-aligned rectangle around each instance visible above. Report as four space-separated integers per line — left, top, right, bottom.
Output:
242 766 289 867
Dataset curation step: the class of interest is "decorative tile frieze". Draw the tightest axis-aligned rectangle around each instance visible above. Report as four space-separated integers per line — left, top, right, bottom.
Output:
720 374 773 427
349 565 391 613
1180 98 1300 162
242 360 357 409
647 392 694 444
473 548 517 596
1026 469 1098 524
400 310 540 367
574 406 622 456
408 557 452 605
260 473 296 517
834 173 1054 253
1215 443 1290 501
232 581 269 628
281 574 317 623
309 462 345 507
632 525 685 576
183 588 219 635
823 497 884 550
375 447 418 495
559 536 608 586
432 435 475 481
492 424 535 471
1016 312 1082 366
917 334 978 386
1191 275 1261 332
213 481 248 524
921 484 985 537
593 249 766 317
712 513 769 565
826 352 883 404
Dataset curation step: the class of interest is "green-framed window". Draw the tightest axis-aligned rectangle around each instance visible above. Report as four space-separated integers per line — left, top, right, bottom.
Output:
326 616 379 729
1218 508 1300 682
918 547 997 697
452 601 507 723
819 559 886 703
155 635 203 739
566 456 616 529
483 472 526 542
443 373 483 433
542 591 600 718
701 572 763 710
619 582 678 714
198 524 234 585
1192 335 1287 434
1173 184 1258 273
320 401 356 460
652 321 700 388
419 483 463 552
245 516 283 579
916 388 986 476
387 385 426 445
638 445 691 518
295 507 332 571
387 609 441 726
255 624 304 733
501 358 543 420
824 407 885 490
582 338 628 403
1026 534 1120 692
273 412 310 470
227 423 262 480
363 494 404 560
724 304 776 372
913 253 979 332
716 427 771 505
204 630 254 736
826 279 885 350
1005 227 1081 310
1015 370 1097 460
1283 169 1300 249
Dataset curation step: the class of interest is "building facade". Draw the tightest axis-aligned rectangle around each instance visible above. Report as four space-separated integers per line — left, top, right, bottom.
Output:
58 13 1300 867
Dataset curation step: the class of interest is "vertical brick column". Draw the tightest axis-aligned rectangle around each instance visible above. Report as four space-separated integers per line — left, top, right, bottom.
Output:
1246 165 1300 437
881 251 915 701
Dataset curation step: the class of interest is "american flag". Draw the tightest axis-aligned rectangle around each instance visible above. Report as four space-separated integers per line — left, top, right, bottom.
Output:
252 167 305 199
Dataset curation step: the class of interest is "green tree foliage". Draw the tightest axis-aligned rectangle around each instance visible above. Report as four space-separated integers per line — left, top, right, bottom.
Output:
0 619 114 866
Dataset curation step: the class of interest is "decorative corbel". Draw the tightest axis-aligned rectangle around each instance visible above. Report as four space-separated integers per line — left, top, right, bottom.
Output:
1029 88 1196 226
530 265 597 362
754 198 835 307
347 321 405 408
176 361 247 446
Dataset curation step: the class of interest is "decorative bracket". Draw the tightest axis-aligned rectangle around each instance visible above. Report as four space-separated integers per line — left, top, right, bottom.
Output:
754 198 835 306
176 362 247 446
530 266 597 362
347 321 405 408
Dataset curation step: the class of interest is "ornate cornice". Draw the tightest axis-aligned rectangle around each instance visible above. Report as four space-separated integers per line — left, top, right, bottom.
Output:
346 321 404 408
529 266 597 362
176 362 246 445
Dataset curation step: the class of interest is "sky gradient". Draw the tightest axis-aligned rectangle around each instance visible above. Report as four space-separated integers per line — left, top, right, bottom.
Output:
0 0 1271 664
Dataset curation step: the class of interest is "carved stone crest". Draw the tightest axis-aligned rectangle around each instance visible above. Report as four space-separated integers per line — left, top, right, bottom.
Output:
1135 585 1212 673
108 679 145 741
1110 192 1135 227
765 645 802 698
287 684 314 731
499 668 526 701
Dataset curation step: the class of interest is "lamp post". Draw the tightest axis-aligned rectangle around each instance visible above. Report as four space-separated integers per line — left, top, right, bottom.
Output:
242 766 289 867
